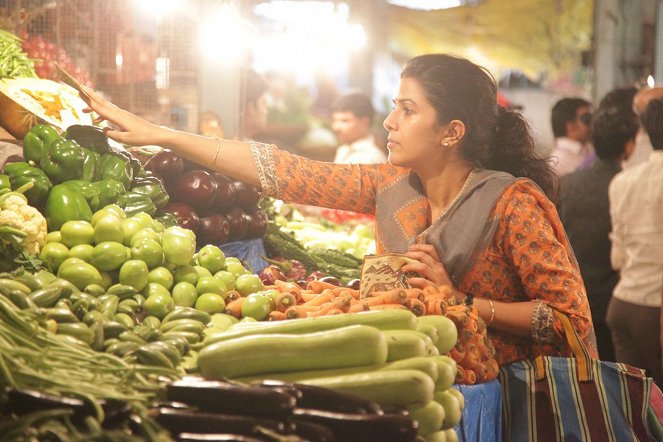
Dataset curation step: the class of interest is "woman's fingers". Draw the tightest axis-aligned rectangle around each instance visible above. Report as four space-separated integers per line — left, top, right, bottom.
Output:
408 243 441 261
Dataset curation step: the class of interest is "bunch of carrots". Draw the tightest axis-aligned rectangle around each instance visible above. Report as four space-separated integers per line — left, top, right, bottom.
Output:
224 279 456 321
446 305 499 385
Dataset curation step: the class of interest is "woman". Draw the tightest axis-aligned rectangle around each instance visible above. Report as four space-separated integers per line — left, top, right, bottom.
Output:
82 54 596 365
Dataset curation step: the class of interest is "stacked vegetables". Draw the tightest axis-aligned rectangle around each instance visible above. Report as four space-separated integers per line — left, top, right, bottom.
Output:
3 124 169 231
198 309 464 441
144 149 268 245
0 29 37 78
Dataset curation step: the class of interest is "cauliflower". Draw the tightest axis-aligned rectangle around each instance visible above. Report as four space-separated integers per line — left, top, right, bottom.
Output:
0 194 47 255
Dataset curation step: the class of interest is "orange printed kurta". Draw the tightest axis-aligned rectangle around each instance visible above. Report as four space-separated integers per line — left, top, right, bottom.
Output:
254 144 596 365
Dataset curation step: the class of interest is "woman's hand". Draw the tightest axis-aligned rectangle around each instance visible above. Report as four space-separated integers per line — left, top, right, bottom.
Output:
80 85 168 147
402 244 453 289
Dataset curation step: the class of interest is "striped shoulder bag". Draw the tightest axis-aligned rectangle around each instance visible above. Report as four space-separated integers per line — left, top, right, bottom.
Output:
499 310 663 441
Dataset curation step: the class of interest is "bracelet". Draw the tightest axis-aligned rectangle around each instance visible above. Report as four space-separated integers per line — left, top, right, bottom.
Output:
486 299 496 326
208 138 222 167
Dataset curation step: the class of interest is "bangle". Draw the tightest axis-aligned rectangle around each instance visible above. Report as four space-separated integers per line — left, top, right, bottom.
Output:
486 299 496 326
464 293 474 307
208 138 222 167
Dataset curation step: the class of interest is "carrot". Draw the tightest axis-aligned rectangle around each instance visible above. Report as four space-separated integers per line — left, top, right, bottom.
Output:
285 305 321 319
454 365 465 384
346 289 360 300
303 290 334 306
404 288 425 301
275 292 297 312
458 329 474 343
364 288 408 306
461 342 482 366
422 286 439 299
274 279 302 296
266 310 286 321
333 292 354 313
469 362 490 383
224 297 245 319
449 341 466 363
305 303 345 317
424 298 447 316
349 302 370 313
462 368 477 385
299 291 318 303
225 290 242 302
306 280 340 293
368 304 408 311
404 298 426 316
465 316 479 334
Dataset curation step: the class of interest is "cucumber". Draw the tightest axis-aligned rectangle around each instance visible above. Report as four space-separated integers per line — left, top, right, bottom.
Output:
162 307 211 325
198 325 388 379
381 356 439 382
416 323 440 345
142 315 161 330
5 289 37 310
433 356 457 391
206 309 417 345
435 390 462 430
56 323 94 345
408 400 445 436
106 341 139 357
0 278 31 295
28 287 62 308
383 330 430 362
102 321 128 339
45 307 79 324
114 312 135 330
304 369 435 408
160 319 206 335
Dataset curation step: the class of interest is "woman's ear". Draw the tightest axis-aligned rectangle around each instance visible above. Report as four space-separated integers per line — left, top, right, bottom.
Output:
441 119 466 146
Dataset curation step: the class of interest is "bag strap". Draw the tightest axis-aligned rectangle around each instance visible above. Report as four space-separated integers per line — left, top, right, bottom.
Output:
534 310 593 382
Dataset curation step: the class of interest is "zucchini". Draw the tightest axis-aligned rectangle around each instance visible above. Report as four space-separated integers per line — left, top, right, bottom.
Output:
28 287 62 308
303 369 435 408
206 309 417 345
383 330 430 362
417 315 458 355
56 323 94 345
381 356 439 382
198 325 388 379
0 278 31 295
408 400 445 436
44 307 79 324
162 307 211 325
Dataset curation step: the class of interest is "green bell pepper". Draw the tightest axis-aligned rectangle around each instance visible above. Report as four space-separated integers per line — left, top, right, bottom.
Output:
40 138 89 183
100 151 134 190
117 191 157 217
44 183 93 230
62 179 125 212
0 174 9 191
155 212 178 228
81 149 101 182
65 125 111 154
129 176 169 209
2 162 53 207
23 124 61 163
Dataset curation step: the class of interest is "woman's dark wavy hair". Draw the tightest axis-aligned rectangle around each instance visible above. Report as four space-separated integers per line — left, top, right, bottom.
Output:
400 54 558 201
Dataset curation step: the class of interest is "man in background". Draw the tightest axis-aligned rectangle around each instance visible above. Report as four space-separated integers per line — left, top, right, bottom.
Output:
624 86 663 169
558 98 638 362
548 97 593 175
331 92 387 164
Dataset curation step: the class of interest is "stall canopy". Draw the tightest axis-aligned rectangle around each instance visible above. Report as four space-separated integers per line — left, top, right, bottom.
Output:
386 0 593 79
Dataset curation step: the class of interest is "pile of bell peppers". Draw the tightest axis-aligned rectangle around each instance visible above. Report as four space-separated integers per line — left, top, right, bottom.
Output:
1 124 170 230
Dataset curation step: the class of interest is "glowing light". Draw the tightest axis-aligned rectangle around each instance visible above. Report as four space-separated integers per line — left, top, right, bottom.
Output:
386 0 463 10
115 53 123 67
199 3 254 66
647 75 655 88
131 0 186 20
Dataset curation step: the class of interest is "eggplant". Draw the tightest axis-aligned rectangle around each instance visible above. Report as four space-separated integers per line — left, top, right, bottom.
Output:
152 407 293 436
290 420 336 442
292 408 418 442
255 380 383 415
166 379 296 419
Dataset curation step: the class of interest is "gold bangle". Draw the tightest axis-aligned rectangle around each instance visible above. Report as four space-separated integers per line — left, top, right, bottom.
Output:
486 299 496 326
208 138 222 167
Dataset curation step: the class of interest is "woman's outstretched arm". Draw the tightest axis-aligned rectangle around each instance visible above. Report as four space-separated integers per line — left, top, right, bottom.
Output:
81 85 260 186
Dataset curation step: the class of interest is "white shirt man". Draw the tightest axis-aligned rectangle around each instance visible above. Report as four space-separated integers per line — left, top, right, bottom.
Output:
331 93 387 165
333 135 386 164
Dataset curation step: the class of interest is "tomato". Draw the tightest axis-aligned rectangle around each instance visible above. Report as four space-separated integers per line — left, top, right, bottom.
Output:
91 208 120 227
120 217 144 246
162 226 196 266
172 281 198 307
225 262 248 278
213 270 236 291
60 220 94 247
235 274 264 297
91 241 127 271
68 244 94 262
57 257 103 290
174 265 199 285
46 231 61 243
148 266 174 290
193 265 213 279
195 292 226 314
144 291 175 319
142 282 171 299
130 228 160 247
99 204 126 221
196 245 225 273
131 239 164 269
119 259 149 291
241 293 272 320
39 242 69 272
196 276 227 296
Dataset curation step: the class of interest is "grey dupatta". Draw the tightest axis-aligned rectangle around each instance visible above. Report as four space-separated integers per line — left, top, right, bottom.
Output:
375 169 516 286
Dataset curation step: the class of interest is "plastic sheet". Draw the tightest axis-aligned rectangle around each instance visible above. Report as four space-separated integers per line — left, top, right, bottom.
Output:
220 238 268 273
453 379 502 442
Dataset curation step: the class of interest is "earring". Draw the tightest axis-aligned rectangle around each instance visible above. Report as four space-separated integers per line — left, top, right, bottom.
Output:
443 142 449 147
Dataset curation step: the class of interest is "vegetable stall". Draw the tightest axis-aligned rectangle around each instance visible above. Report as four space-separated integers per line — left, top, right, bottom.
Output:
0 30 501 442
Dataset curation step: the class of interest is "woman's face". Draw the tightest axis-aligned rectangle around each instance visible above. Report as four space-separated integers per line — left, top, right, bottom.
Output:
383 77 446 169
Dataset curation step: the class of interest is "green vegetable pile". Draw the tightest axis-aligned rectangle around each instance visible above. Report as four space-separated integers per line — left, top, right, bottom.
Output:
0 29 37 78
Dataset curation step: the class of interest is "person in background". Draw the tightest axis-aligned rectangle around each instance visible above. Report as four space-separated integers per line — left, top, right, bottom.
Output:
79 53 595 367
625 86 663 170
548 97 593 175
557 98 638 362
238 69 270 142
607 97 663 386
331 92 387 164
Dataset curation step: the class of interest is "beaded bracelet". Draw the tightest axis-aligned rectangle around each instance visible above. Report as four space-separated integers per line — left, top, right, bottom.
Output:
486 299 496 326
